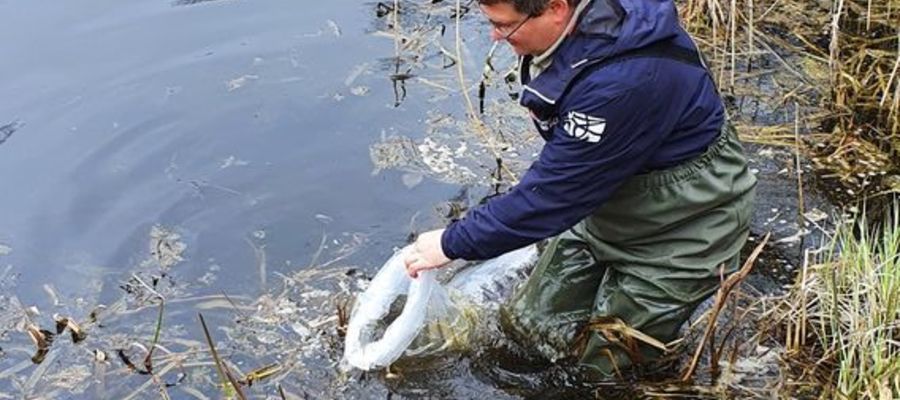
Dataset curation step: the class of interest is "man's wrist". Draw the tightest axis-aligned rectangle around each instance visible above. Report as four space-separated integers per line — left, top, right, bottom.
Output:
439 227 459 260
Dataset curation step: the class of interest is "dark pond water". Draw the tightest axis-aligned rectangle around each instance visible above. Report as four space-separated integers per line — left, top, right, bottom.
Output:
0 0 567 398
0 0 454 301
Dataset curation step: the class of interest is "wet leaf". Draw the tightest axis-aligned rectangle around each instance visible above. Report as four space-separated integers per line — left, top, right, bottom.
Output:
26 325 54 364
54 315 68 334
117 349 150 375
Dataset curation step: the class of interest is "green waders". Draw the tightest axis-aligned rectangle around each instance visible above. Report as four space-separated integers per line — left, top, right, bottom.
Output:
500 123 757 377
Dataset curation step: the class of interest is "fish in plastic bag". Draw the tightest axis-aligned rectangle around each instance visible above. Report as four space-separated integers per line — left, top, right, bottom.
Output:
341 244 538 371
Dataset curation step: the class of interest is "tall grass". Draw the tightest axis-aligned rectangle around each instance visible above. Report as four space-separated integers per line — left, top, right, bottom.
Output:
785 202 900 398
681 0 899 196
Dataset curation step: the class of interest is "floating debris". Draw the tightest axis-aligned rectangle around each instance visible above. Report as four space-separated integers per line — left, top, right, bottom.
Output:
225 74 259 92
290 322 311 339
26 325 54 364
417 137 476 180
220 155 250 169
0 243 10 256
149 225 186 270
326 19 341 37
172 0 223 6
804 208 828 223
401 172 424 189
350 86 370 96
0 120 23 146
370 134 430 175
240 363 282 386
344 62 371 86
94 349 107 362
53 315 88 344
116 349 150 375
42 284 63 307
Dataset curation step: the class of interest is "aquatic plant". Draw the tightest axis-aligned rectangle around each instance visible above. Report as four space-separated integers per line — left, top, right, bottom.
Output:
680 0 899 200
779 201 900 398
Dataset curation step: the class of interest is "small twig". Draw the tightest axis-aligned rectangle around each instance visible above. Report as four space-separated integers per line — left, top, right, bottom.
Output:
880 35 900 108
453 0 477 119
245 237 267 293
336 298 350 338
221 291 251 320
130 273 165 301
794 103 806 254
729 0 737 88
240 363 282 386
681 233 771 381
307 233 328 269
151 373 172 400
754 36 817 89
415 77 454 92
121 360 179 400
198 313 247 400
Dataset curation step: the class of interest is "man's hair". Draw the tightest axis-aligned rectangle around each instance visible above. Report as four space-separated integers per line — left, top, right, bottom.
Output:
478 0 577 16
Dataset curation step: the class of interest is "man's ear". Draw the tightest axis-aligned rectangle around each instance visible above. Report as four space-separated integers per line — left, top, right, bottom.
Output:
548 0 572 24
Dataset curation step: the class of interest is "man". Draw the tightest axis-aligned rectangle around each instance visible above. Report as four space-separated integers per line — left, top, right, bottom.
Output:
404 0 756 377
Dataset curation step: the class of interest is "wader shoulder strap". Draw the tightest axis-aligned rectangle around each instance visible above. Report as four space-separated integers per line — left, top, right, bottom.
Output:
576 40 719 93
591 41 705 69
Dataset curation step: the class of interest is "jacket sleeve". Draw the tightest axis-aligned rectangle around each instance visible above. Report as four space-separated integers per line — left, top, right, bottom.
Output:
441 71 679 260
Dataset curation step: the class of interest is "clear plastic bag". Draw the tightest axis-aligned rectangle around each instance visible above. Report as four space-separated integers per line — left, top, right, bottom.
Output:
341 244 538 371
341 245 440 370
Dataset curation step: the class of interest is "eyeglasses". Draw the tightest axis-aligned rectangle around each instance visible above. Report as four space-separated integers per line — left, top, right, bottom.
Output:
492 13 534 41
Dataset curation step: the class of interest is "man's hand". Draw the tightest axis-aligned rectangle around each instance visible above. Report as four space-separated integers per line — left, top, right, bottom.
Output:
404 229 451 278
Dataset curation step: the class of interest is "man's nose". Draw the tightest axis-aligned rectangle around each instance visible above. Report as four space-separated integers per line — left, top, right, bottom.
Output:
489 29 503 42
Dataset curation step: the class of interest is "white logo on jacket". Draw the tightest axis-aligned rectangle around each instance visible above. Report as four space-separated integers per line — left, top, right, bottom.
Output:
562 111 606 143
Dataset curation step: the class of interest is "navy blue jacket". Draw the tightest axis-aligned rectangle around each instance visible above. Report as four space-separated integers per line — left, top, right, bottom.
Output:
442 0 724 260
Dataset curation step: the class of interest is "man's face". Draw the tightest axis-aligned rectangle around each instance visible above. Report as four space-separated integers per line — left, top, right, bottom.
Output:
480 0 570 56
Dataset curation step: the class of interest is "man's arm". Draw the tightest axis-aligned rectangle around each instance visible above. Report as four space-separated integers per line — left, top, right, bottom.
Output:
443 72 675 260
406 63 677 276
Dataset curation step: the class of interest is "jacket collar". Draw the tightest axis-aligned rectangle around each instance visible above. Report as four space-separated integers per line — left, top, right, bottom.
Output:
519 0 681 111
